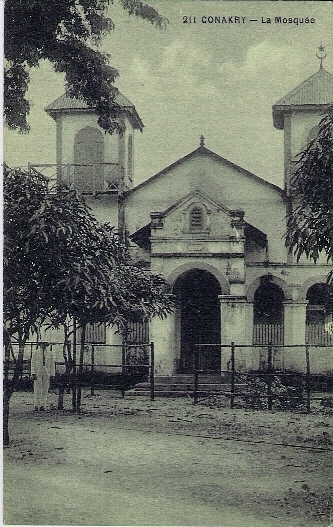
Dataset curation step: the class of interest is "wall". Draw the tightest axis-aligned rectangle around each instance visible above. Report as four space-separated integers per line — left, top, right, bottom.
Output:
125 151 287 263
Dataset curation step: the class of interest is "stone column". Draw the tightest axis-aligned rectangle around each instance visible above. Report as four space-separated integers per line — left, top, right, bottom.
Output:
149 313 175 376
283 301 308 371
219 295 247 371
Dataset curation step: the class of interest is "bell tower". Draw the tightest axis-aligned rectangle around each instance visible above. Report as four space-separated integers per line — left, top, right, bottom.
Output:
45 92 143 193
272 47 333 195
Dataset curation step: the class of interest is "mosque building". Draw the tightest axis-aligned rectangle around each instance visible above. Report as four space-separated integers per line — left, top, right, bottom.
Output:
37 53 333 376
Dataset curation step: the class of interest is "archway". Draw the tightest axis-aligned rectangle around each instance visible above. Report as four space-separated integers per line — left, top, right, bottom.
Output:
173 269 222 373
253 277 285 345
306 283 333 323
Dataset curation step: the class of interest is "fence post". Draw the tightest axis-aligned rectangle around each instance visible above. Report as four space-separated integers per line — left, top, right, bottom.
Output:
267 343 273 411
91 345 95 396
230 342 235 409
150 342 155 402
193 345 200 404
72 319 77 412
305 342 311 414
121 341 126 398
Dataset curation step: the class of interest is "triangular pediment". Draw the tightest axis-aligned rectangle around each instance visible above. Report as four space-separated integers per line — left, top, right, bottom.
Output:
153 189 235 219
128 146 282 196
150 190 245 239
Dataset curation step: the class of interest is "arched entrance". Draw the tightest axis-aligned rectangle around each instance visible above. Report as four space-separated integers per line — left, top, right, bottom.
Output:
174 269 221 373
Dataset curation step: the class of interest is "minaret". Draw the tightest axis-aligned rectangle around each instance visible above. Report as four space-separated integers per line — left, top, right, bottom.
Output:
45 92 143 193
272 47 333 196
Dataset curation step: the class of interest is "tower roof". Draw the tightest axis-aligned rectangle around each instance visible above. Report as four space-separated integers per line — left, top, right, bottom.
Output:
45 92 144 130
272 68 333 129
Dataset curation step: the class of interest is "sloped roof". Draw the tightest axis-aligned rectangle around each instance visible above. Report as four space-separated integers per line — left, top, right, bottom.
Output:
128 146 283 195
45 92 144 130
273 68 333 129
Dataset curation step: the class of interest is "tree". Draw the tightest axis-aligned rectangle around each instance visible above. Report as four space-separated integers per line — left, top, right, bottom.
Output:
4 0 168 134
285 107 333 264
4 166 174 443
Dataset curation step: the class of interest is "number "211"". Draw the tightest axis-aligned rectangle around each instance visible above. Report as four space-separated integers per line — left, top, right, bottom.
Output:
183 16 196 23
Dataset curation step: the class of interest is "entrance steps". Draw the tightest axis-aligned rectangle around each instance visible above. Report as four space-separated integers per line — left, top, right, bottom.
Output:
128 374 235 397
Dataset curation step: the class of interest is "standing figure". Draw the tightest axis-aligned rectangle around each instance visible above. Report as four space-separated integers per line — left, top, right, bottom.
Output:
31 342 55 411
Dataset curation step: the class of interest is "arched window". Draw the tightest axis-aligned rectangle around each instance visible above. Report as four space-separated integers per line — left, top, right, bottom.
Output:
306 283 333 345
190 206 204 232
74 126 104 192
306 283 333 324
307 125 319 146
253 278 285 345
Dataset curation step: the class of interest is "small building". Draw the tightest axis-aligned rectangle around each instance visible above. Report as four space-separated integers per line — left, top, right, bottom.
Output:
34 61 333 375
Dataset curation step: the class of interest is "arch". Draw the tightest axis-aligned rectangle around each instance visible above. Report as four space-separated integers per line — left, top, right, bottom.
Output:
298 275 330 301
307 125 319 145
247 274 292 302
167 262 230 294
74 126 104 145
253 281 284 324
173 268 221 373
74 126 104 192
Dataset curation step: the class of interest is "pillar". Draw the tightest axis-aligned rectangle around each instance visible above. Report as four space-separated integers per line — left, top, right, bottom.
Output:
283 300 308 371
149 313 175 376
219 295 248 371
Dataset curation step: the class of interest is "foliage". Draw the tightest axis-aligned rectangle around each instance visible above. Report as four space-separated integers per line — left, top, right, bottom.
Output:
4 0 168 133
4 166 174 336
241 374 305 412
3 165 174 422
285 108 333 263
4 166 51 340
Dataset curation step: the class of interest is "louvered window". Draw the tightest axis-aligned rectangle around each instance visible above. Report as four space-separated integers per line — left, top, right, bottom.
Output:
190 207 203 231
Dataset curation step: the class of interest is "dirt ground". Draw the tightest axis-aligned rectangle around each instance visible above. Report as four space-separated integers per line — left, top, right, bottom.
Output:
3 389 333 527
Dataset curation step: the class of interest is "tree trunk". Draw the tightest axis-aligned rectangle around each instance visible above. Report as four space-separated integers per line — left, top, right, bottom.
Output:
3 385 12 446
58 328 73 410
3 328 26 445
76 323 86 413
72 319 77 412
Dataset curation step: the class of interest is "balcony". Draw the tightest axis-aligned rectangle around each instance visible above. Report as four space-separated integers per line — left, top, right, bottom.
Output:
28 163 123 194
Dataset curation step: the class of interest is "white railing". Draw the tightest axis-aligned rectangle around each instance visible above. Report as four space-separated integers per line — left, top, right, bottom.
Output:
253 324 284 345
28 163 122 193
306 324 333 346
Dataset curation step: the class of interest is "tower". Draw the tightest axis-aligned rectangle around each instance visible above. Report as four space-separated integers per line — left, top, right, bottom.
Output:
45 92 143 193
272 48 333 195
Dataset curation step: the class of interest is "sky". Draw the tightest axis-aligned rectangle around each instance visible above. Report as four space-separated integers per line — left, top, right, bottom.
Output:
4 1 333 188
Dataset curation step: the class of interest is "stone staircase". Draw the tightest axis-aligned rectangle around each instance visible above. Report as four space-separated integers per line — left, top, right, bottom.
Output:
128 374 234 397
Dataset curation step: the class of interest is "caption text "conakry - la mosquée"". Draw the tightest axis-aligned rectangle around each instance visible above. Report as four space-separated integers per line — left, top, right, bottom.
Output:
182 15 315 25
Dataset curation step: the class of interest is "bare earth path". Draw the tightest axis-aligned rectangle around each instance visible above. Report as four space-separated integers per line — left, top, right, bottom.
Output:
3 391 333 526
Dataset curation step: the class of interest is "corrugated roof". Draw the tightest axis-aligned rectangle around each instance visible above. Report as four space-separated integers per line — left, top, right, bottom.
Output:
273 68 333 129
45 92 144 130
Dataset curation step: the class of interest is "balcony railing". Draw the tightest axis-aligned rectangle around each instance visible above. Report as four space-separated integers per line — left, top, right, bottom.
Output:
28 163 123 194
253 323 284 345
306 323 333 346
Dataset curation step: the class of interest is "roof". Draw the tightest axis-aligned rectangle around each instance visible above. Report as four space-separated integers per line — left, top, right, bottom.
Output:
45 92 144 130
273 68 333 129
127 146 283 195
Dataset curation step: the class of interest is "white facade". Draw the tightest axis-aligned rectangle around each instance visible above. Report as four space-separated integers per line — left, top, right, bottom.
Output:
43 69 333 375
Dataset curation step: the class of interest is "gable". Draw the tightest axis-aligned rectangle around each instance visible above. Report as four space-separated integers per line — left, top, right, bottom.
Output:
125 147 283 233
125 147 286 261
150 190 243 239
